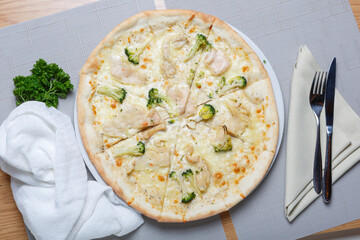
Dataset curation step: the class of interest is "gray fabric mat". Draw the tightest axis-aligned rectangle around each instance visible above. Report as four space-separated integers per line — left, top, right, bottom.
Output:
1 0 360 239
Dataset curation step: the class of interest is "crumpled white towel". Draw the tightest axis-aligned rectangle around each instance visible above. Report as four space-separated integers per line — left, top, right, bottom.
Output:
0 101 143 240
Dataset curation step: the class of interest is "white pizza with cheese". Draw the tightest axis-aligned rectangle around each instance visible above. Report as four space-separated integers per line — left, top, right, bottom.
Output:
77 10 279 222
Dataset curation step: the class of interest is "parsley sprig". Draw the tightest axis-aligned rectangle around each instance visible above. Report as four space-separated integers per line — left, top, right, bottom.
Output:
13 59 73 108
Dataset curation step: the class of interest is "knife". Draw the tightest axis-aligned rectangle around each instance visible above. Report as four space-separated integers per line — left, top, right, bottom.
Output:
323 58 336 203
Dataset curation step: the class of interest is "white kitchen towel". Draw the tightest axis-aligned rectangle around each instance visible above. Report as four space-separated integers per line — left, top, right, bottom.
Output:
0 101 143 240
285 46 360 222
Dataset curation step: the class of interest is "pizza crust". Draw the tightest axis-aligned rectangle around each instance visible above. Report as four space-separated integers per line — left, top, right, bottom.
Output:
77 10 279 222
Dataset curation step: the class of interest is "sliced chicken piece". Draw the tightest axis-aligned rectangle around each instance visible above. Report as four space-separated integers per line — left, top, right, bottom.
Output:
135 145 171 170
161 40 176 78
186 155 200 164
162 39 171 62
167 84 190 115
204 49 231 76
124 158 136 174
102 103 162 137
213 125 227 145
185 154 211 192
161 60 176 78
184 94 197 117
207 100 249 138
195 160 211 192
110 55 147 85
223 100 250 137
140 123 166 140
146 109 163 128
173 35 188 49
184 143 194 156
244 80 267 104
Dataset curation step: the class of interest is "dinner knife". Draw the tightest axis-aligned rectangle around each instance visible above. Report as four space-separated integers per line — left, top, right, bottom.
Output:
323 58 336 203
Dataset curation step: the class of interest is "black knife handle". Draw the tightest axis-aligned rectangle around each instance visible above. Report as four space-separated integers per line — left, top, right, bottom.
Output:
323 130 332 203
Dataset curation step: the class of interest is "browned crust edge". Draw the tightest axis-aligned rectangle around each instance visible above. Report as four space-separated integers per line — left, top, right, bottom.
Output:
143 9 216 25
224 151 277 210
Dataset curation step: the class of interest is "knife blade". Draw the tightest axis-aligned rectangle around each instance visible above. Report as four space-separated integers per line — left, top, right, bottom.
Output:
323 58 336 203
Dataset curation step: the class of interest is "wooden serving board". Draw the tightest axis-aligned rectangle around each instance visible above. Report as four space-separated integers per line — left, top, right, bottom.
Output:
0 0 360 239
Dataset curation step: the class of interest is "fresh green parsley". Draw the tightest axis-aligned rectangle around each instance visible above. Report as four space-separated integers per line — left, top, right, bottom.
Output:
13 59 73 108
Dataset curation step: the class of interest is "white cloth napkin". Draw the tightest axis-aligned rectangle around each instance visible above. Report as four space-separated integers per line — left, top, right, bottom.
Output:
285 46 360 222
0 101 143 240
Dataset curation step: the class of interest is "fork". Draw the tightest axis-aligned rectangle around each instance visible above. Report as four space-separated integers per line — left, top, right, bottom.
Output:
309 71 327 194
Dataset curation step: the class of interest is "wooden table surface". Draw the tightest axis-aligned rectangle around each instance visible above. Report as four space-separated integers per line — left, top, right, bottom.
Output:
0 0 360 239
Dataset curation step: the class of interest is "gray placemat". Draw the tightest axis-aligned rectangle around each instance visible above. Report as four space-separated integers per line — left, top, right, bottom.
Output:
1 0 360 239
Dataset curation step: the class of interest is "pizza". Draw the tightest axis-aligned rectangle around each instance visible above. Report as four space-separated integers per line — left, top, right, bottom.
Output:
77 9 279 222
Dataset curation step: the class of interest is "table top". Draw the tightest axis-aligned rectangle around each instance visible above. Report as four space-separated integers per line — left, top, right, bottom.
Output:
0 0 359 239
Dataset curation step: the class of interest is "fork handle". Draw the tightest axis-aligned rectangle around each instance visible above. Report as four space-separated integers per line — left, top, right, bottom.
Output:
323 130 332 203
313 120 322 194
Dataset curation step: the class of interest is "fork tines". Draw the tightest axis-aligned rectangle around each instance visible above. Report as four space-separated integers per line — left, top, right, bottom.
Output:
310 72 327 96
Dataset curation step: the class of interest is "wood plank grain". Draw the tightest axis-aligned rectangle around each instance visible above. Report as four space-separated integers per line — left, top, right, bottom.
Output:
350 0 360 28
220 211 238 240
0 1 360 240
0 170 27 239
0 0 97 28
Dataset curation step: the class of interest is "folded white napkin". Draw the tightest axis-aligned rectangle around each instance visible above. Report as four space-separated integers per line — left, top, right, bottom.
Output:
0 101 143 240
285 46 360 222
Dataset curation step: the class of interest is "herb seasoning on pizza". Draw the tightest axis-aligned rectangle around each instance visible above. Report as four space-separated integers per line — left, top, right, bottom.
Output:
77 10 279 222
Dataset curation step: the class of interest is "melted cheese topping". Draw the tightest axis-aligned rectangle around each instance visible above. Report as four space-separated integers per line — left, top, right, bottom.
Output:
83 13 277 221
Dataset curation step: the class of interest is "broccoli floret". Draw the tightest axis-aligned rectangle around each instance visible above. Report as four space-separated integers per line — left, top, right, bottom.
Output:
147 88 167 106
169 171 176 178
113 141 145 157
199 104 215 120
97 85 127 103
214 136 232 152
228 76 247 88
181 192 196 203
220 76 247 94
213 126 233 153
182 169 200 194
214 126 232 152
125 42 149 65
168 119 175 124
184 34 212 62
147 88 177 117
169 170 188 192
170 170 197 203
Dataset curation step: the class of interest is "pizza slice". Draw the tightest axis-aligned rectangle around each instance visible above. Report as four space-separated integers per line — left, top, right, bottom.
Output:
135 10 216 117
97 121 178 219
184 84 278 208
160 125 228 222
185 123 274 210
89 88 170 151
185 17 269 117
186 80 278 153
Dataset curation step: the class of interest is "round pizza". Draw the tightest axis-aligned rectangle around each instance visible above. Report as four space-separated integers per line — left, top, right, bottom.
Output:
77 10 279 222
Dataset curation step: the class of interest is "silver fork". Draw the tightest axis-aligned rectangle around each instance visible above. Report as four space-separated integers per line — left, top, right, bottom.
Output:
309 71 327 194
